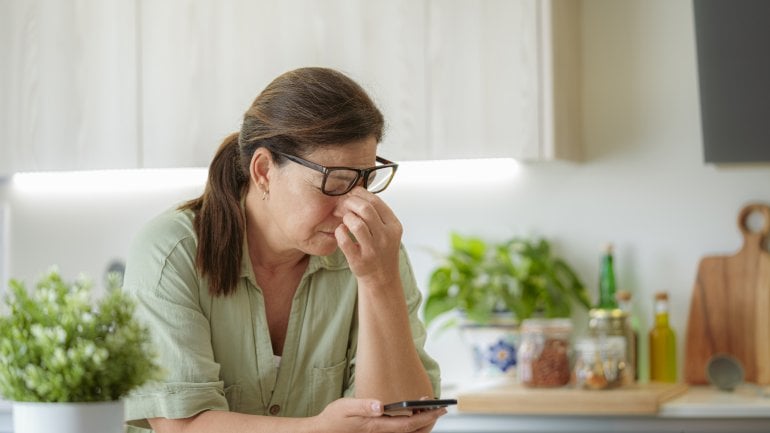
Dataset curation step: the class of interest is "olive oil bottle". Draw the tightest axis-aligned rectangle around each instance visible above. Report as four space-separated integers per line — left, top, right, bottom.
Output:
649 291 677 382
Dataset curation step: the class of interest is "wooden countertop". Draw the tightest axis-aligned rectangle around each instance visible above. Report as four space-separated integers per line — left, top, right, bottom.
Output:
456 381 689 415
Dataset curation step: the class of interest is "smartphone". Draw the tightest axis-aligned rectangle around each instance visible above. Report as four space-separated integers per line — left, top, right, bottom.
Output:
383 398 457 416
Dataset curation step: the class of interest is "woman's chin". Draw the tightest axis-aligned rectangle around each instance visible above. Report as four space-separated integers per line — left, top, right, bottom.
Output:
305 236 339 256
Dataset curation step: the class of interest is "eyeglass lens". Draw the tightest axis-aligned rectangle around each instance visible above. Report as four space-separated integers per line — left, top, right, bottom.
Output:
323 166 395 195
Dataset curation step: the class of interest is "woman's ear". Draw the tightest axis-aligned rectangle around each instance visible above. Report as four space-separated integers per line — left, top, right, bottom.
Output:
250 148 273 193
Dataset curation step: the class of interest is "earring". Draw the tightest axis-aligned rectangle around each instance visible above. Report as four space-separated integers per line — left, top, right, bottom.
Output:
262 191 268 201
261 185 269 201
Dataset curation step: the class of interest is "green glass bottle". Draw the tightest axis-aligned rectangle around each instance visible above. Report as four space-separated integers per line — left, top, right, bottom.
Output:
649 291 677 383
597 243 618 309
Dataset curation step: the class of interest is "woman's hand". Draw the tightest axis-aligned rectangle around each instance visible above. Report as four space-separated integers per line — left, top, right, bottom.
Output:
334 187 403 287
312 398 446 433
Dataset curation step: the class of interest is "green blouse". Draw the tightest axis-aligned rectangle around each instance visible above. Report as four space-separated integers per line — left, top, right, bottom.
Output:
122 207 441 432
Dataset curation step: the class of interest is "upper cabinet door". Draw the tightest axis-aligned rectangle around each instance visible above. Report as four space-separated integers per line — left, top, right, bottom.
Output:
427 0 581 161
138 0 427 167
1 0 579 174
0 0 140 174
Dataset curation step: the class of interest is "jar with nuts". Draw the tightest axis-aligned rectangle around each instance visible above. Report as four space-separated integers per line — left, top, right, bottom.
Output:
517 318 573 387
573 336 627 390
588 307 635 384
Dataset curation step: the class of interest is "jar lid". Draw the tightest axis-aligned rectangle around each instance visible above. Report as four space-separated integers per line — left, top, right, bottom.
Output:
575 335 626 352
589 308 627 319
520 318 573 332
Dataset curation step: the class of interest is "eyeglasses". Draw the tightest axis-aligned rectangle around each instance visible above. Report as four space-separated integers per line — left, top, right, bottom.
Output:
272 150 398 196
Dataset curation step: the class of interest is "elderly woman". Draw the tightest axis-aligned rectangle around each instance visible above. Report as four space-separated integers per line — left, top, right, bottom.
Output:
123 67 444 433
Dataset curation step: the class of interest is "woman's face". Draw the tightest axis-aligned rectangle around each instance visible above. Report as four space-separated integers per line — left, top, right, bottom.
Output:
259 136 379 258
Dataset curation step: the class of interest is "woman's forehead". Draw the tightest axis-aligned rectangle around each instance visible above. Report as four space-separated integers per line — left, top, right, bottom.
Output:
304 138 377 166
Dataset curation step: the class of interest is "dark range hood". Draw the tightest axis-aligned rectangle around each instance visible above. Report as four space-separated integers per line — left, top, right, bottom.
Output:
693 0 770 163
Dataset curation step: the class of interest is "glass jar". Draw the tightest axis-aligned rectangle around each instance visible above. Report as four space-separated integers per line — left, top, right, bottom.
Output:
517 318 573 387
573 336 627 390
588 308 634 384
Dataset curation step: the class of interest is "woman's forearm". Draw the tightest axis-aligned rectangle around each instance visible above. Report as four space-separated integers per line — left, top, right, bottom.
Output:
354 279 434 403
149 399 444 433
149 410 316 433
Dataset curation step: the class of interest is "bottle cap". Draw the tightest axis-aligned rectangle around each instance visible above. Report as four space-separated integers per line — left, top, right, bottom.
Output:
602 243 614 254
654 291 669 301
615 290 632 301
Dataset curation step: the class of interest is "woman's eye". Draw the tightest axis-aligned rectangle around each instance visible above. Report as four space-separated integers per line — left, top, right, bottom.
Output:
323 170 358 194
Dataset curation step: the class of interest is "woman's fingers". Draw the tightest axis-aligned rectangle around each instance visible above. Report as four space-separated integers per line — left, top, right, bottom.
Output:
372 408 447 432
334 187 403 281
336 196 385 230
345 187 400 225
336 190 402 240
350 187 397 219
317 398 445 433
341 210 374 243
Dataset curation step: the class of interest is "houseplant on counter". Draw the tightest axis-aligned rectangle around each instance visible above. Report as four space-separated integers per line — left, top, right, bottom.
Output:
423 233 591 378
0 268 160 433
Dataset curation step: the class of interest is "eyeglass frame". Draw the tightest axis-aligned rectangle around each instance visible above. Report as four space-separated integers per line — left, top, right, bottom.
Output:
270 149 399 196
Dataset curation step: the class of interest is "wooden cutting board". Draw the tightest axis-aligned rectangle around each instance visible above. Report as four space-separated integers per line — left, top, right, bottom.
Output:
456 382 688 415
684 203 770 385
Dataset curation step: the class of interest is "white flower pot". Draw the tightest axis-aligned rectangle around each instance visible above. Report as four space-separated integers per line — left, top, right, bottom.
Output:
460 314 520 379
13 400 124 433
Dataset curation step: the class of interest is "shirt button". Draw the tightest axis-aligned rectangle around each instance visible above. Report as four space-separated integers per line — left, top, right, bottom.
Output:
269 404 280 415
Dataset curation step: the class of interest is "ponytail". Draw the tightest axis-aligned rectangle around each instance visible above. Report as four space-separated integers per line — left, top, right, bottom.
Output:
180 132 246 296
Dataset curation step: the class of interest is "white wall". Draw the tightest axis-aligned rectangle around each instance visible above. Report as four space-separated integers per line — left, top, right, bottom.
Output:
0 179 8 308
2 0 770 388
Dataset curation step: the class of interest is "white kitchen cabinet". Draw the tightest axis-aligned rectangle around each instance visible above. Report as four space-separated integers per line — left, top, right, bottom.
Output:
138 0 428 167
0 0 140 174
1 0 579 173
140 0 579 164
427 0 581 161
1 0 426 171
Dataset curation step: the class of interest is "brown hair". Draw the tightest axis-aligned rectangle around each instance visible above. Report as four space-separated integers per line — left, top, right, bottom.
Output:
181 67 384 296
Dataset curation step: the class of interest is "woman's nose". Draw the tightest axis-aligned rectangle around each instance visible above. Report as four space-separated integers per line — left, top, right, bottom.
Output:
332 196 348 218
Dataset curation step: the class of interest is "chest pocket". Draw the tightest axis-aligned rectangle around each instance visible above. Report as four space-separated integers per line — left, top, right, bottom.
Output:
309 359 347 416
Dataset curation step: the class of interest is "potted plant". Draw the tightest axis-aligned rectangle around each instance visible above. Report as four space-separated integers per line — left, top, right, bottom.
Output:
423 233 591 377
0 268 160 433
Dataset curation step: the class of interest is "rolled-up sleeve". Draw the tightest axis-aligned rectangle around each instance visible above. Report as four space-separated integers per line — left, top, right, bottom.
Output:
122 213 227 431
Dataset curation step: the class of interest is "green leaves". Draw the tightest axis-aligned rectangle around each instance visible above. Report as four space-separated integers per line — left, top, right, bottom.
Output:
0 268 161 402
423 234 590 327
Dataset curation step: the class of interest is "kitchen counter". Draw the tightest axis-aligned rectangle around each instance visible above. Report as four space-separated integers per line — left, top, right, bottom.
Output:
429 383 770 433
432 412 770 433
660 385 770 418
0 401 9 433
2 387 770 433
